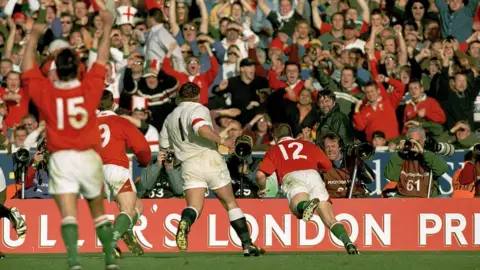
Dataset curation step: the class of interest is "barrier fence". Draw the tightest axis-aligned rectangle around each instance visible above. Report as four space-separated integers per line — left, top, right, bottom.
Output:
2 150 469 197
1 199 479 253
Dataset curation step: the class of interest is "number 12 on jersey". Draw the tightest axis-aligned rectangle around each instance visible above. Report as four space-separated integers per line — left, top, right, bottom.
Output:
278 142 307 160
56 97 88 130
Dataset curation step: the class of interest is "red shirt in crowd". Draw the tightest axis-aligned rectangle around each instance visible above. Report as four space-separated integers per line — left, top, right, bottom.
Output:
402 95 446 134
162 56 219 105
21 63 106 153
0 88 29 129
258 137 332 184
96 110 151 168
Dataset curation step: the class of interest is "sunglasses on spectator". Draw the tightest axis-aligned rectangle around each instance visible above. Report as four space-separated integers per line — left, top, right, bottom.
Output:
134 61 143 66
129 42 138 46
61 20 72 24
385 56 395 61
227 52 238 56
183 26 195 31
182 50 193 54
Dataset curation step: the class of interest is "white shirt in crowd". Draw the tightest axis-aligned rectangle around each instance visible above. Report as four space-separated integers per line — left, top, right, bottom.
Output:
160 101 216 161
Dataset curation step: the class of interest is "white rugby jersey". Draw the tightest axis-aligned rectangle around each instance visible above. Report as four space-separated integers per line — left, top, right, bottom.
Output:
160 102 217 161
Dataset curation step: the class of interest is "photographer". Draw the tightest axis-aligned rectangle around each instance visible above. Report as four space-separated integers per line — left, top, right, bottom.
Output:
384 127 448 198
320 132 375 198
457 144 480 197
136 149 184 198
24 138 51 199
226 135 260 198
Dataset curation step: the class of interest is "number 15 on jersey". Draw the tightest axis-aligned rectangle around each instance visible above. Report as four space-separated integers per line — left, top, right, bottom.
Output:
56 97 89 130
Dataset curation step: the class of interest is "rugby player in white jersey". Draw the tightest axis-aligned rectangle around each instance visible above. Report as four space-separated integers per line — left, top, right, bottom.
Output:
160 82 265 256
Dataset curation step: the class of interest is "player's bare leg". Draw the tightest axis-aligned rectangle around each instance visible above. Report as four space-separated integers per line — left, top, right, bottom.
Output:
214 183 265 257
112 191 139 257
289 192 320 222
121 199 144 256
176 188 206 252
315 201 359 255
54 194 82 269
86 194 119 269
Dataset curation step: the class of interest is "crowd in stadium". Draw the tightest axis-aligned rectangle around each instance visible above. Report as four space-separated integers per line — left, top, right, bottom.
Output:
0 0 479 198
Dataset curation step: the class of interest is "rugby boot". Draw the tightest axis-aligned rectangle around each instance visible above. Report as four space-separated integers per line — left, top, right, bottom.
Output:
122 230 144 256
9 207 26 238
345 243 360 255
302 198 320 222
114 245 122 258
243 243 266 257
176 219 190 252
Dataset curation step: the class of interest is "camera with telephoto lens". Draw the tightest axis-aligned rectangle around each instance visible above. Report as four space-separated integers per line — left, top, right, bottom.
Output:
233 135 253 160
36 137 49 163
424 136 455 157
345 142 376 160
401 140 414 155
13 148 30 164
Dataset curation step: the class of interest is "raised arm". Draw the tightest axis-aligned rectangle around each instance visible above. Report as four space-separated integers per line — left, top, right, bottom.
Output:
358 0 370 24
22 23 45 72
257 0 272 17
169 0 180 36
4 18 16 59
296 0 305 15
197 0 209 34
96 10 113 66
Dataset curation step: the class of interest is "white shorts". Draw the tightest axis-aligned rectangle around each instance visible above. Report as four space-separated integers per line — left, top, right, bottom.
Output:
48 149 104 199
281 169 330 203
103 164 136 202
0 168 5 193
182 149 231 190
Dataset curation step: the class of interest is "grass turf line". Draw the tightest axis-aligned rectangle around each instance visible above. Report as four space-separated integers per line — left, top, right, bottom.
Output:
0 252 479 270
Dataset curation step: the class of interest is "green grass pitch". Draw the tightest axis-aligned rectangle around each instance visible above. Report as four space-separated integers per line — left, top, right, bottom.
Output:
1 252 479 270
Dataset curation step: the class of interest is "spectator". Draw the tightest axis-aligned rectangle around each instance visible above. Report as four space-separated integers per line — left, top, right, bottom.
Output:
145 8 185 72
162 40 218 105
315 89 354 145
402 78 446 133
214 58 268 125
435 0 479 42
243 114 273 150
0 72 29 133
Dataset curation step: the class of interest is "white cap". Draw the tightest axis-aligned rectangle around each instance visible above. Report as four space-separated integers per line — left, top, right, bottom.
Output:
116 6 137 26
48 39 70 53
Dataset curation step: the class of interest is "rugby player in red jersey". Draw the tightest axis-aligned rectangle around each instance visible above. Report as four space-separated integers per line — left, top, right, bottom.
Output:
256 124 359 255
97 90 151 257
20 6 119 270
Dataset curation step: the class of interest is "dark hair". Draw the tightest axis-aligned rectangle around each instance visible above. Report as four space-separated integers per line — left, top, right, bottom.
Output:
349 48 364 58
179 82 200 100
363 81 378 89
331 12 344 21
148 8 164 24
1 58 12 64
342 66 357 78
99 90 114 111
321 132 343 147
55 49 78 81
14 124 27 134
371 9 384 17
284 61 300 72
408 78 422 88
318 89 337 101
